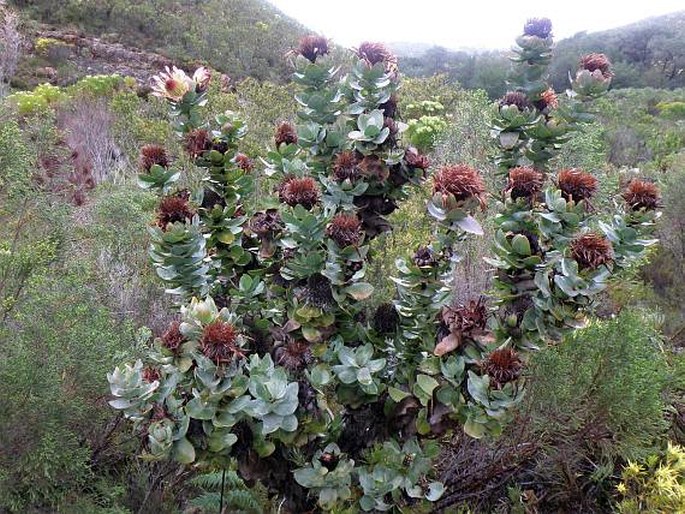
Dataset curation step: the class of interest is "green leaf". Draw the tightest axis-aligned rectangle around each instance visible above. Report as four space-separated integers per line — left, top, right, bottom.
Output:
416 374 439 396
463 417 487 439
344 282 374 300
511 234 532 256
172 437 196 464
388 386 411 402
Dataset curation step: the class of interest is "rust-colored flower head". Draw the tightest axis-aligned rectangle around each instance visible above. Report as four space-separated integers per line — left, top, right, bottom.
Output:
359 155 389 182
142 366 161 383
622 179 660 211
200 321 243 365
443 297 488 334
372 303 400 335
300 274 333 309
183 128 211 158
482 348 523 388
327 213 363 248
557 169 598 202
332 151 361 182
274 340 313 372
140 144 169 171
249 209 283 237
433 164 486 209
570 233 613 270
161 320 186 353
404 148 431 170
536 88 559 111
523 18 553 38
274 121 298 147
499 91 533 112
507 166 544 202
156 195 195 228
413 246 438 267
234 153 254 172
278 176 320 209
296 35 329 63
355 42 398 72
579 53 613 79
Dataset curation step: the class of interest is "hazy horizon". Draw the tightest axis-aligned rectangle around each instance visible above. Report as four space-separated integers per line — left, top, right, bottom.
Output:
268 1 685 50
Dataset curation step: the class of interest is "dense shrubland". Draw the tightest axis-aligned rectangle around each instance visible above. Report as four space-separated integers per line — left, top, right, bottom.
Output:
0 8 684 514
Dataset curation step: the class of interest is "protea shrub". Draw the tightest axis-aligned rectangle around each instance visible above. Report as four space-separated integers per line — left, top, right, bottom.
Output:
108 20 661 513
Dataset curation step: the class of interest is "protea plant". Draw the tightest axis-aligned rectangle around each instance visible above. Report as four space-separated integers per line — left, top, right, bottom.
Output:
107 21 661 513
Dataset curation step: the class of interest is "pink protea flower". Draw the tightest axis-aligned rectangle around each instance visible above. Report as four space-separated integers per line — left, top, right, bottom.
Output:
151 66 193 101
192 66 211 93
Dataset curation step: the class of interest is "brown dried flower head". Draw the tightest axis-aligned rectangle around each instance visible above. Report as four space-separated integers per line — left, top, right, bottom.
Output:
579 53 613 79
373 303 400 335
234 153 254 172
200 321 243 365
161 320 186 353
332 151 361 182
570 233 613 270
274 121 298 147
405 148 431 170
142 366 161 383
356 42 398 72
433 164 486 207
523 18 553 38
249 209 283 237
278 176 320 209
380 94 398 119
274 340 313 372
507 167 544 202
156 195 195 228
482 348 523 388
413 246 438 267
500 91 533 112
622 179 660 211
359 155 389 182
557 169 598 202
183 128 211 158
300 274 334 309
327 213 363 248
140 144 169 171
443 297 488 334
297 35 329 63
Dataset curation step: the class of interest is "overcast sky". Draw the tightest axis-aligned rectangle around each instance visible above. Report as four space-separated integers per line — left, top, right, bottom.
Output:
267 1 685 50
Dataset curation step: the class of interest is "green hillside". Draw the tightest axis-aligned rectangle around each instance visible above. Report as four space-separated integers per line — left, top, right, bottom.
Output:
9 0 309 81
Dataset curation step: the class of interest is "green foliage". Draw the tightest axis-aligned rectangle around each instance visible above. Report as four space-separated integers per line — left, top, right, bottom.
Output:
7 82 67 115
0 119 33 201
615 442 685 513
405 114 448 152
528 310 669 461
657 100 685 120
188 468 264 513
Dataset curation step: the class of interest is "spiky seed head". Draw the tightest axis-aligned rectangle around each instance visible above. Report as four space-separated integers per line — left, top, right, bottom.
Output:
274 121 298 147
274 340 312 372
326 213 363 248
140 144 169 171
433 164 486 206
537 88 559 110
200 321 242 365
278 176 320 209
296 35 329 63
234 153 254 172
372 303 400 335
156 195 195 228
249 210 283 237
442 297 488 333
183 129 211 157
482 348 523 388
161 321 185 353
570 233 613 270
300 274 333 309
332 151 360 182
557 168 598 202
355 42 398 73
359 155 389 182
507 166 544 201
413 246 438 267
622 179 660 211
